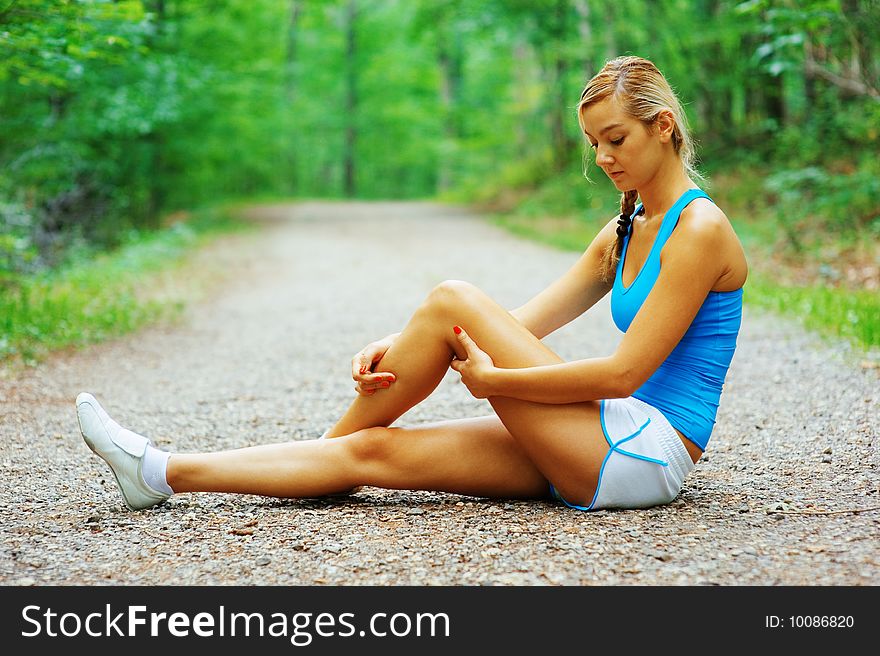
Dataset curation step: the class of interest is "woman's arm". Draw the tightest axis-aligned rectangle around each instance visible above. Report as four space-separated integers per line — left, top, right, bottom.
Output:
509 217 618 339
483 208 730 403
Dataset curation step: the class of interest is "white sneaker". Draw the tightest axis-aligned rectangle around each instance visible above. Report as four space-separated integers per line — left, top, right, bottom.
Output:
76 393 170 511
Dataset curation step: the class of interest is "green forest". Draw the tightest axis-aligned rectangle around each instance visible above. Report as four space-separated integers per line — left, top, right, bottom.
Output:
2 0 878 360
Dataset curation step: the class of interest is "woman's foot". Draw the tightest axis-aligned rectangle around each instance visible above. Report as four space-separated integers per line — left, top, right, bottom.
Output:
76 393 171 511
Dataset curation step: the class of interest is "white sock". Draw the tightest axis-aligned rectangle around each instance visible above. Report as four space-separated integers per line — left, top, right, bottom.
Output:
141 444 174 495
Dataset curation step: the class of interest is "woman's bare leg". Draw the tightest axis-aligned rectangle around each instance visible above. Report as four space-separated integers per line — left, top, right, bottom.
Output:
167 416 550 500
319 280 609 505
324 280 562 436
169 280 610 505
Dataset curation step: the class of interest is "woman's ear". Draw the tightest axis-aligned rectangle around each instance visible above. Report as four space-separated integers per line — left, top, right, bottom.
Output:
655 109 676 144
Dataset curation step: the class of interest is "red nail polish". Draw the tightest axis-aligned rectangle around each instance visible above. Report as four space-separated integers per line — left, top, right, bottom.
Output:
381 381 390 388
453 325 462 334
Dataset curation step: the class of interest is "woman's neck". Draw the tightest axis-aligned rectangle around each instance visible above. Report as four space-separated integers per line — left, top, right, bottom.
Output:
636 163 695 220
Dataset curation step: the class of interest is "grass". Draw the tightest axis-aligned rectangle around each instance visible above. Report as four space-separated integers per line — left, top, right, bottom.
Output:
493 212 604 252
478 167 880 354
744 272 879 350
3 178 875 365
0 206 252 365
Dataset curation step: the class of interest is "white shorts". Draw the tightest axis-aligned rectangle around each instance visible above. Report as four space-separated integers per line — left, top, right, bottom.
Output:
550 396 696 511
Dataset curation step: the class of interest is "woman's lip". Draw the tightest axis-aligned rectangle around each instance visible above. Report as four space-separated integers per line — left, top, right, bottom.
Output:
609 171 624 179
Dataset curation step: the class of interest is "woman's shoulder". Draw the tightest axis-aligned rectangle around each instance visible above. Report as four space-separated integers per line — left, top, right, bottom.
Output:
673 196 740 248
680 196 730 231
672 196 749 286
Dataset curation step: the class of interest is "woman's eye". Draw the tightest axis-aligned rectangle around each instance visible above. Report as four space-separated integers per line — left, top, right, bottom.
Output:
589 142 598 150
611 137 625 146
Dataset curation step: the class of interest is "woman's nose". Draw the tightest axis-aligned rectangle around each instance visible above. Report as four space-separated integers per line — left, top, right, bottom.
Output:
595 147 613 166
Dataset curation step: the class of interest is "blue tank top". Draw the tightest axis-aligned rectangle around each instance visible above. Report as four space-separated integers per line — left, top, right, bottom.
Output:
610 188 743 451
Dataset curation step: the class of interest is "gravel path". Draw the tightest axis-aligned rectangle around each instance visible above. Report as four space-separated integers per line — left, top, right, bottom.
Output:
1 201 877 586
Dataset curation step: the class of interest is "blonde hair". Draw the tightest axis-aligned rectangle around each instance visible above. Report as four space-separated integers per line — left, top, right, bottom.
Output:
578 56 701 281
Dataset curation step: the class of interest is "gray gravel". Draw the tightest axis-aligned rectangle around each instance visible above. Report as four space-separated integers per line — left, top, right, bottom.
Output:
1 201 877 586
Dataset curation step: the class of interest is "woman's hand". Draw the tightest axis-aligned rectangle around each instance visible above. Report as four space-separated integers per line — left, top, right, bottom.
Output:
449 326 497 399
352 333 400 396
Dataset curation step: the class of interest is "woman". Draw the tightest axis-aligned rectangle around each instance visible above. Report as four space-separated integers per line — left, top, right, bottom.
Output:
77 55 747 513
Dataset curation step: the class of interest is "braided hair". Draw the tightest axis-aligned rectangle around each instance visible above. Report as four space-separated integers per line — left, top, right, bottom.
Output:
601 189 640 281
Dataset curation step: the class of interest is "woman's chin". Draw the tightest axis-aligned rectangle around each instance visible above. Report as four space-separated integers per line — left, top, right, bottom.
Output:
610 178 635 192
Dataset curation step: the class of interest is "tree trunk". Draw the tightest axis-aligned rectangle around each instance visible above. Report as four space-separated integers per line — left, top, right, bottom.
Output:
572 0 593 80
763 72 785 125
602 2 616 62
344 0 357 198
803 39 817 109
704 0 732 143
512 37 530 159
284 0 301 193
153 0 166 38
437 23 462 194
147 0 167 227
550 0 573 171
552 55 571 170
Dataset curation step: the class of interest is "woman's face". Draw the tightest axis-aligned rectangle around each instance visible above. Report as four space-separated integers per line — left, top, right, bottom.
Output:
580 97 666 192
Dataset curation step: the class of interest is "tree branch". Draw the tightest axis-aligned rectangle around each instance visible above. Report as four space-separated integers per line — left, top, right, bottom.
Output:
768 504 880 516
0 0 20 21
804 57 880 101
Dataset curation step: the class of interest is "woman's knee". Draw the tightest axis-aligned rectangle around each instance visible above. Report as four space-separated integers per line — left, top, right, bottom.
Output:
342 426 395 466
425 279 483 316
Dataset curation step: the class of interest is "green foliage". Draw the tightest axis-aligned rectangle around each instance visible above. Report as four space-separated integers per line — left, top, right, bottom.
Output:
745 271 880 350
1 0 291 267
491 212 603 253
4 1 877 242
489 182 880 351
513 165 620 221
2 0 878 355
0 207 248 363
0 200 40 278
763 158 880 252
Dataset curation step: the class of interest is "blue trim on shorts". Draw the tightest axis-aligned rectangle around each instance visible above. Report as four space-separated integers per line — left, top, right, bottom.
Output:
550 399 667 511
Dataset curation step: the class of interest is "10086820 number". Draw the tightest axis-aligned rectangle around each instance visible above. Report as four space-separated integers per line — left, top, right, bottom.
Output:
789 616 854 628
